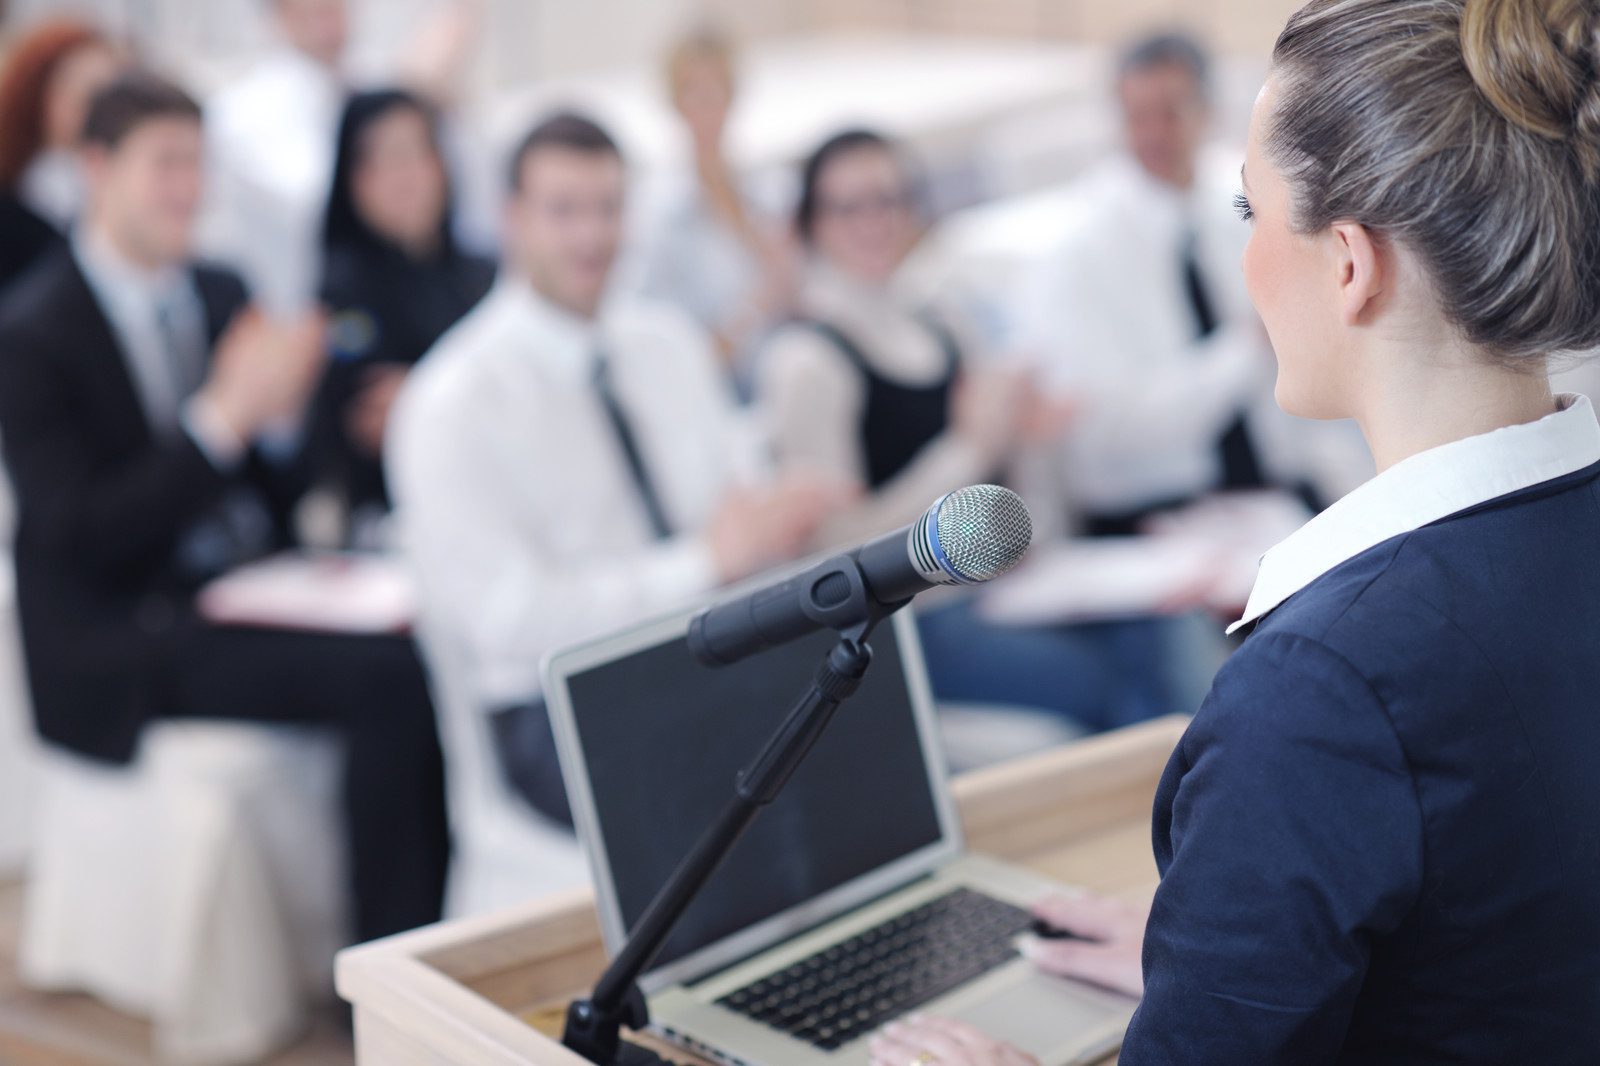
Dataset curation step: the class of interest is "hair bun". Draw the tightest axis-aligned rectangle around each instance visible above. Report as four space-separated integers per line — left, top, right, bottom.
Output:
1461 0 1600 179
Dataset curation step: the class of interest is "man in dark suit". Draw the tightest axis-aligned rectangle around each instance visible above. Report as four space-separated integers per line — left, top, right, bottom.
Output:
0 72 448 944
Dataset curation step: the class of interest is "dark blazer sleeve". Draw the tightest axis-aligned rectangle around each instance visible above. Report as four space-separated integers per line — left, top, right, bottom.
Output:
0 314 229 581
1121 631 1424 1065
0 197 63 295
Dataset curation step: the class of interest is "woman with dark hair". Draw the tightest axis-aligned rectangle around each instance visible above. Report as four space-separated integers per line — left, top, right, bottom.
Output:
873 0 1600 1063
315 88 494 542
0 18 121 292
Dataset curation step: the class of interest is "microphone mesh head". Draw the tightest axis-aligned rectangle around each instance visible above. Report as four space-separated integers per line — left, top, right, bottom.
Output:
934 485 1033 582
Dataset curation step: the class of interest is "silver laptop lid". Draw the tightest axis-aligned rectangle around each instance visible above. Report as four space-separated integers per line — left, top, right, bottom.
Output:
542 604 962 994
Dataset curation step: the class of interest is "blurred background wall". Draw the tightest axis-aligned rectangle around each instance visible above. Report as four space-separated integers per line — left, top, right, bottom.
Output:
7 0 1304 84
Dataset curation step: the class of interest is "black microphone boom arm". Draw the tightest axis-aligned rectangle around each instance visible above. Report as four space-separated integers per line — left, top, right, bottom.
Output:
562 564 904 1065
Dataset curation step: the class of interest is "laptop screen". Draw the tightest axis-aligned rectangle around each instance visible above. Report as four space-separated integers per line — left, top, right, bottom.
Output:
562 621 946 973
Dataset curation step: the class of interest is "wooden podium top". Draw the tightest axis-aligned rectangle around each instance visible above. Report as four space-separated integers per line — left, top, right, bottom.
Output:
336 715 1189 1066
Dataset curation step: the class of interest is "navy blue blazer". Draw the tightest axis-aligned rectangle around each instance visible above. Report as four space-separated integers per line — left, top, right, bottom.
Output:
1121 461 1600 1064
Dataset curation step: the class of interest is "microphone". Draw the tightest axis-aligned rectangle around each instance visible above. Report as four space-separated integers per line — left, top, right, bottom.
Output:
687 484 1033 667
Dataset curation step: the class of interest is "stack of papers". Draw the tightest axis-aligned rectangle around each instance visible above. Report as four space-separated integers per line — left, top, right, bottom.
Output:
197 552 416 635
978 491 1311 626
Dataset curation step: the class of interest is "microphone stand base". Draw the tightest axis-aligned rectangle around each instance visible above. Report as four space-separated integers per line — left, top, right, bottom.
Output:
563 990 679 1066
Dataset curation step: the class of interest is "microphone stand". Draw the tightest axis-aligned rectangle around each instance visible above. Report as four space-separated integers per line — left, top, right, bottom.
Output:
561 583 907 1066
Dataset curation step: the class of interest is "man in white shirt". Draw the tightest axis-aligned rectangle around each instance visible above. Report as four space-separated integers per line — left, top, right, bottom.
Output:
201 0 350 315
1020 33 1368 534
388 113 838 834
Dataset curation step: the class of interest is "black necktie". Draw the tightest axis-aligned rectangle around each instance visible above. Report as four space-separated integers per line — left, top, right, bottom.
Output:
592 352 673 541
1183 233 1266 490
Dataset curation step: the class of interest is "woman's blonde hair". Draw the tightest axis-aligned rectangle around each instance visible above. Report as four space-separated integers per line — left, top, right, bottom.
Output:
1267 0 1600 363
665 26 735 102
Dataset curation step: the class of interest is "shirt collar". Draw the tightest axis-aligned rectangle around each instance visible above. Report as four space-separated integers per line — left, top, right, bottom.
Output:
72 224 188 310
1230 393 1600 634
494 275 607 382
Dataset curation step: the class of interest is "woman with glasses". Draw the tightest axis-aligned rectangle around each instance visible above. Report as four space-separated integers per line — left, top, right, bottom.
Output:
758 129 1184 741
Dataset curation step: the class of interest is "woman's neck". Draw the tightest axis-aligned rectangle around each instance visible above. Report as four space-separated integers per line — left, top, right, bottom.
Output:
1355 338 1556 473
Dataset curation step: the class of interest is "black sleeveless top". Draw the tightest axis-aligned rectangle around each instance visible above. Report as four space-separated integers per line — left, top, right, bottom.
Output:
793 315 962 489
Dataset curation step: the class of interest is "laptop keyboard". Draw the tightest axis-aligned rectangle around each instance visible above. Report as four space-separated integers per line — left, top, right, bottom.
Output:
714 887 1033 1052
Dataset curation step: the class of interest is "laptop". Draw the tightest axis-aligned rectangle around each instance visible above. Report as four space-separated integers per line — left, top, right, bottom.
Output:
542 605 1135 1066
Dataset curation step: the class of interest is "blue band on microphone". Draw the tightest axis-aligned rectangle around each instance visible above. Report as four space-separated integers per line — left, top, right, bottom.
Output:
925 493 978 585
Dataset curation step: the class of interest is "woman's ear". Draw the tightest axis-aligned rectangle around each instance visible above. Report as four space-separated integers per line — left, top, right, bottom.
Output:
1330 222 1383 326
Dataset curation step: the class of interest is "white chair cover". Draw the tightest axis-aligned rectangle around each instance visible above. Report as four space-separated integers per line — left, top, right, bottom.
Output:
0 463 35 875
20 721 345 1065
412 619 588 920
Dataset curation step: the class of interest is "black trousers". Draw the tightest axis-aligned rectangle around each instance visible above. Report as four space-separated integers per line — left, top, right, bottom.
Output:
490 699 574 828
165 624 450 945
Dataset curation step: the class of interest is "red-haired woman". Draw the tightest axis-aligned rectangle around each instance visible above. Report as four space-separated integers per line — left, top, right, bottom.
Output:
0 18 121 292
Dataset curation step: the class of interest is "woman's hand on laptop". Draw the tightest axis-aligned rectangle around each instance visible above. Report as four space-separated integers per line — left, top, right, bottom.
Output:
866 894 1149 1066
1018 892 1150 999
870 1015 1039 1066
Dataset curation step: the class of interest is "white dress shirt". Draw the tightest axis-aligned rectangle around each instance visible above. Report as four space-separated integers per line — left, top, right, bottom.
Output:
201 48 345 315
18 149 84 232
627 170 776 358
1017 148 1370 514
757 262 992 547
1231 393 1600 634
387 278 762 706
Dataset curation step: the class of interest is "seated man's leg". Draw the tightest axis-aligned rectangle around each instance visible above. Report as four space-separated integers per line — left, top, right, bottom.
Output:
489 699 573 828
166 624 450 943
917 599 1117 731
917 601 1197 734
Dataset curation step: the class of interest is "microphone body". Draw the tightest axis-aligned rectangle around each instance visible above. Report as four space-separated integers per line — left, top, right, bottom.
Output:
688 485 1032 666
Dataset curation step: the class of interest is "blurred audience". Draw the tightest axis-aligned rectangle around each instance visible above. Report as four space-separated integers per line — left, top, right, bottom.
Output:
759 128 1183 733
201 0 489 314
314 88 495 544
0 5 1392 996
629 28 797 384
388 112 841 833
202 0 353 313
0 72 448 945
1020 33 1315 535
0 18 122 293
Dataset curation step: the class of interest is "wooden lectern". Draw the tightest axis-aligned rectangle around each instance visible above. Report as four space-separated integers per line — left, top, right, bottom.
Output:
336 715 1189 1066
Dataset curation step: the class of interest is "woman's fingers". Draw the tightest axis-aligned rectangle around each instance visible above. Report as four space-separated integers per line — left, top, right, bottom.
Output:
886 1020 972 1062
867 1029 925 1066
869 1016 1042 1066
870 1025 967 1066
917 1014 1030 1060
1029 891 1127 940
1019 935 1144 998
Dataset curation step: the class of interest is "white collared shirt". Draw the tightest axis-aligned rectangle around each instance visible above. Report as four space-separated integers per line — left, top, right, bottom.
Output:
1230 393 1600 634
1017 148 1373 513
200 48 346 314
626 169 776 354
387 278 765 705
19 148 84 232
